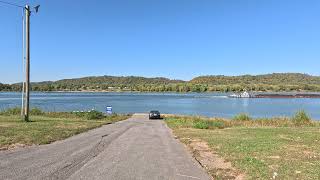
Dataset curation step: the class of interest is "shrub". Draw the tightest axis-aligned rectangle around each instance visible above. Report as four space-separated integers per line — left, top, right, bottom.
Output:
207 121 225 129
85 110 104 120
233 113 251 121
0 107 45 116
193 120 209 129
72 111 86 118
165 117 194 128
30 107 45 115
254 117 291 127
0 107 21 115
292 110 311 126
192 119 225 129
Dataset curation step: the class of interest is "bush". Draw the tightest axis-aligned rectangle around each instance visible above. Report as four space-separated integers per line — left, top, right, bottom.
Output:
193 120 209 129
165 117 194 128
30 108 45 115
292 110 311 126
233 113 251 121
0 107 45 116
72 111 86 118
192 119 225 129
85 110 104 120
0 107 21 115
207 121 225 129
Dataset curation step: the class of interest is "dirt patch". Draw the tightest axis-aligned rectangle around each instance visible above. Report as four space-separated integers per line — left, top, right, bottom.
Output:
0 124 12 128
186 139 245 180
284 144 319 159
0 143 27 151
267 155 281 159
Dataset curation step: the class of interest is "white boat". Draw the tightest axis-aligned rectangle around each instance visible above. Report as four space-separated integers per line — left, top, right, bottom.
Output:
228 91 252 98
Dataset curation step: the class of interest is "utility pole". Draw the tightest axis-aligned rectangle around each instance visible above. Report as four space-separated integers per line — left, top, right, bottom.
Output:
24 5 30 122
0 2 39 121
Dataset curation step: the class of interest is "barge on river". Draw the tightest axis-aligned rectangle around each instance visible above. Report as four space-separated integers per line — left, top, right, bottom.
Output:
228 91 320 98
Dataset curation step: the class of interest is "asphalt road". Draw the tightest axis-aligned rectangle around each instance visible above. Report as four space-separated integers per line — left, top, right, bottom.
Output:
0 114 211 180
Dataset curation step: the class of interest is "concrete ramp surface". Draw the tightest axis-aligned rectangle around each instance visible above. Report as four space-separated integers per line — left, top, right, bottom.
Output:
0 114 211 180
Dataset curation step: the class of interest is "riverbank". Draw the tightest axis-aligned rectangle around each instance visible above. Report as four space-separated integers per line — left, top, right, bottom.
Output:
3 89 320 93
0 111 131 150
165 114 320 179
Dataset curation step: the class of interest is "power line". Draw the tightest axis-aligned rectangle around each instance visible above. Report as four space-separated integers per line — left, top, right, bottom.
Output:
1 1 40 122
0 0 24 8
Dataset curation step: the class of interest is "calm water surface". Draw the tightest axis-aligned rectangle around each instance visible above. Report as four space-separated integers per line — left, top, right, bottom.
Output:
0 92 320 119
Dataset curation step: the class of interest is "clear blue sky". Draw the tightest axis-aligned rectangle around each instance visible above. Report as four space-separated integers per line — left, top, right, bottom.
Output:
1 0 320 83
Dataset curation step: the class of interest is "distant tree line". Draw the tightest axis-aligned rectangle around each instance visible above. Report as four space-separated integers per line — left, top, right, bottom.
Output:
2 73 320 92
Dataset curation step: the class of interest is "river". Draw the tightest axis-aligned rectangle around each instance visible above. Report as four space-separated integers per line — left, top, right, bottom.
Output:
0 92 319 119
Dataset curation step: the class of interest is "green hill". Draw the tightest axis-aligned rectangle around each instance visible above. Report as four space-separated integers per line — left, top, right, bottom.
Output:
190 73 320 92
2 73 320 92
7 76 185 92
190 73 320 85
54 76 184 86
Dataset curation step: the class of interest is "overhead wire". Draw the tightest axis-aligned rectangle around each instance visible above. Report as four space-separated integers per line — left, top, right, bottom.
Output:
0 0 24 8
0 0 27 115
0 0 38 119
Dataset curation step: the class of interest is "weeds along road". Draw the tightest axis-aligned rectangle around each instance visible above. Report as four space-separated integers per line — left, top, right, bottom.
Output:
0 114 211 180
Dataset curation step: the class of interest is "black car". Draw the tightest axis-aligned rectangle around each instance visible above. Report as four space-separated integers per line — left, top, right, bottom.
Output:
149 110 161 119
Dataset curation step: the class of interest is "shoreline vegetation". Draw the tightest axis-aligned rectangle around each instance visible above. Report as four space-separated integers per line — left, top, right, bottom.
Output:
0 107 131 151
2 73 320 92
165 111 320 179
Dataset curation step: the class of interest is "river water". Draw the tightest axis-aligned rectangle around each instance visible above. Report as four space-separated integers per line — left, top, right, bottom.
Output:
0 92 319 119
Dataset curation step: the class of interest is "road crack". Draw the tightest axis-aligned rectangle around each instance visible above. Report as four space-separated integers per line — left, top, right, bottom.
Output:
49 124 136 179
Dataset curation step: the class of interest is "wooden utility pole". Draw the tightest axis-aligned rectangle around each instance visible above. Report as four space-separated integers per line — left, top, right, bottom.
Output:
24 5 30 122
0 2 39 121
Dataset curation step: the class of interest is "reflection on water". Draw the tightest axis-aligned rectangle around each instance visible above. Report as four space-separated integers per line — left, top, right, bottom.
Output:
0 92 319 119
242 98 249 108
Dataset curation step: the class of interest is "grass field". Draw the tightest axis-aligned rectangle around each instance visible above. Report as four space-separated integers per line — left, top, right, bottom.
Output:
166 114 320 180
0 110 131 150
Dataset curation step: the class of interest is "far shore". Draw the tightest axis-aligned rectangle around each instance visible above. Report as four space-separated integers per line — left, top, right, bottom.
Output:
1 90 320 93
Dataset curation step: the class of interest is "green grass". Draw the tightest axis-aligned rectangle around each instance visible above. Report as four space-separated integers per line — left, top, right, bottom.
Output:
0 112 131 150
233 113 251 121
166 110 319 129
165 114 320 180
193 120 225 129
291 110 312 126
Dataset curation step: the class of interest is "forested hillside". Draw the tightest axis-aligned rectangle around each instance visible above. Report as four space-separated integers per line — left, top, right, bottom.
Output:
189 73 320 92
191 73 320 85
2 73 320 92
4 76 185 92
0 83 11 91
